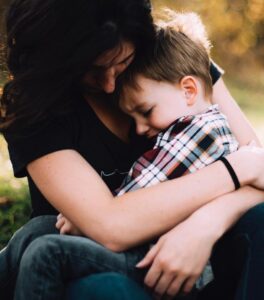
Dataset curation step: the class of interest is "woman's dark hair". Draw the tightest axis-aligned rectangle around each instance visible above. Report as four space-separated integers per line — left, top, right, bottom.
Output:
0 0 155 135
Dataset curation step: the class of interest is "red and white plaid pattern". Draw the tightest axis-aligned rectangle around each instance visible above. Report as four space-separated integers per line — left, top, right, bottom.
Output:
115 104 239 196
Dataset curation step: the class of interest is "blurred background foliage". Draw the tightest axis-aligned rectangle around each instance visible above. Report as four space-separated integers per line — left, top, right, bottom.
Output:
0 0 263 249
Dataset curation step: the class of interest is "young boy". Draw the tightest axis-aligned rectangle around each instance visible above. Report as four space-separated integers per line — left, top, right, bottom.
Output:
58 11 238 281
111 20 238 290
29 13 239 299
115 21 239 196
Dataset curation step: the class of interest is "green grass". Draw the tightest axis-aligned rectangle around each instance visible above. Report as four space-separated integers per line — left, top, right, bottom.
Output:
0 135 31 249
0 183 30 249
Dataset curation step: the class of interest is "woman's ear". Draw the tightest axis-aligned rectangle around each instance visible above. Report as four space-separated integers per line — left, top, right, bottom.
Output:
180 76 198 106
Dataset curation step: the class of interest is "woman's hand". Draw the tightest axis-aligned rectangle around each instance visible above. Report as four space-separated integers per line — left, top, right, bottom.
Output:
56 213 83 236
136 214 217 299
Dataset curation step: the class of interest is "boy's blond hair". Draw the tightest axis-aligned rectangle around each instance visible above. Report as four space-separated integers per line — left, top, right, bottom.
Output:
120 11 213 97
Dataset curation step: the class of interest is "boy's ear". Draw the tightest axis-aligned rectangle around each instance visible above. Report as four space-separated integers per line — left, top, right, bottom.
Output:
180 76 198 106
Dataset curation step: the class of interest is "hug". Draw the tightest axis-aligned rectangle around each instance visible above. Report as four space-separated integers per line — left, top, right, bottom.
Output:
1 0 264 299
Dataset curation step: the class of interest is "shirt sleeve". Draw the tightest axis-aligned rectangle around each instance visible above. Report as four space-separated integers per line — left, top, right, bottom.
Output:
115 121 226 196
4 115 76 178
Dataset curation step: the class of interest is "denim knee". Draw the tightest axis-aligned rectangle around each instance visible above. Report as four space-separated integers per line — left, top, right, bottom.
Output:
9 215 58 247
18 234 61 274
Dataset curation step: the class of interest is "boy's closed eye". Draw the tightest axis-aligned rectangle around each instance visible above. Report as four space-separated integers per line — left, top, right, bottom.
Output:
139 107 153 118
141 108 152 118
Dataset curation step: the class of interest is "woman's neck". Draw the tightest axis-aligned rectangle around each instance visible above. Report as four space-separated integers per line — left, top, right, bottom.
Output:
85 94 132 143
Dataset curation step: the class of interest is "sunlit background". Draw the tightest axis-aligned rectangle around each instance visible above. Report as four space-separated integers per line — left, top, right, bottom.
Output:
0 0 263 248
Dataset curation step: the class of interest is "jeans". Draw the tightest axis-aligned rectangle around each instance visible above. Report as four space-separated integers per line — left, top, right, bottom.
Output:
65 272 152 300
2 203 264 299
13 233 149 300
0 215 59 300
0 215 152 300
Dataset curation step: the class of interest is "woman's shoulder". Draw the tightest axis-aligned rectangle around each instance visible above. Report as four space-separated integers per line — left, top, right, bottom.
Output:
3 99 97 178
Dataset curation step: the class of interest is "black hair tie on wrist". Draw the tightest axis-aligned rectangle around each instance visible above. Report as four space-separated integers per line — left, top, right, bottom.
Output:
218 157 241 190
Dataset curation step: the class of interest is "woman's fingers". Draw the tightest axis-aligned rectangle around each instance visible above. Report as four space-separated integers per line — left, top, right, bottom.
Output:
136 243 159 268
182 276 197 294
154 273 174 296
166 275 186 297
144 261 162 288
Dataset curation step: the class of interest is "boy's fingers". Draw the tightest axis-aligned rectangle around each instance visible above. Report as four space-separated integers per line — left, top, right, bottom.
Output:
57 213 63 220
56 218 65 229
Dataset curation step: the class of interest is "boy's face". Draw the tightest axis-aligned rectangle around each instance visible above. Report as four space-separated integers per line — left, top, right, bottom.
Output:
120 76 192 138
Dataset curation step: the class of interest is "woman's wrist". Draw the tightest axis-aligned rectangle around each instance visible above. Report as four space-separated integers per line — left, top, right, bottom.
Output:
217 157 241 190
185 209 223 244
226 150 256 187
189 186 264 245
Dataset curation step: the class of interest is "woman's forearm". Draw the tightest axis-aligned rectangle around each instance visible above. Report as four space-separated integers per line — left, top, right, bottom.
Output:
189 186 264 243
106 159 240 250
28 147 261 252
212 78 262 146
102 148 261 250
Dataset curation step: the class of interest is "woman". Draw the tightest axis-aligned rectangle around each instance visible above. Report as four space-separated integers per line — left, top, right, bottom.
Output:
1 0 264 299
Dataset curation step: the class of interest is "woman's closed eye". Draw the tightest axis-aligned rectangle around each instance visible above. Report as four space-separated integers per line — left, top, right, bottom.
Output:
119 52 135 66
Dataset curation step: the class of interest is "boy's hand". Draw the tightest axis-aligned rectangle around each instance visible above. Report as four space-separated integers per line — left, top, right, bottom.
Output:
56 213 83 236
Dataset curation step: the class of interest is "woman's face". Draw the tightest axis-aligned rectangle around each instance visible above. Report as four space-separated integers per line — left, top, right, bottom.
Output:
83 41 135 94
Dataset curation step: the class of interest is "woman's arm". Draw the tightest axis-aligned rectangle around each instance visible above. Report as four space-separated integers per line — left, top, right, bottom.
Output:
133 78 264 296
212 77 262 146
27 146 264 251
136 186 264 297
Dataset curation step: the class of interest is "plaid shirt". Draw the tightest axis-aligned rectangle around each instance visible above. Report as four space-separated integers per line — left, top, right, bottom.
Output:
115 104 239 196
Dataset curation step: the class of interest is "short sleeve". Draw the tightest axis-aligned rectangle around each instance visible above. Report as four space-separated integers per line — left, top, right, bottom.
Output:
4 115 76 178
210 60 224 84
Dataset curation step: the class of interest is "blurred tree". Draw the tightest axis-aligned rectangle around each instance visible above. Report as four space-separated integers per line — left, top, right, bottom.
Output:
0 0 9 82
152 0 264 75
0 0 8 20
0 0 263 76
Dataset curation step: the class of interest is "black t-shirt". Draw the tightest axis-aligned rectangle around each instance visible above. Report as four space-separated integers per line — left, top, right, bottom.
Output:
4 63 222 218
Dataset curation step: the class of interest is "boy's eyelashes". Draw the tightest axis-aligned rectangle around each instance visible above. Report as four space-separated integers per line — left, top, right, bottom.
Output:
140 107 153 117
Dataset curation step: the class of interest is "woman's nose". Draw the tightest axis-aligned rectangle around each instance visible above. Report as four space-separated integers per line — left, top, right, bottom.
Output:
102 67 116 93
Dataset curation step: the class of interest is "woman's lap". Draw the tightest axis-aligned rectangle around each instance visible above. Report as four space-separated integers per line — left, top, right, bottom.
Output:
0 215 151 300
0 215 59 298
2 202 264 299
